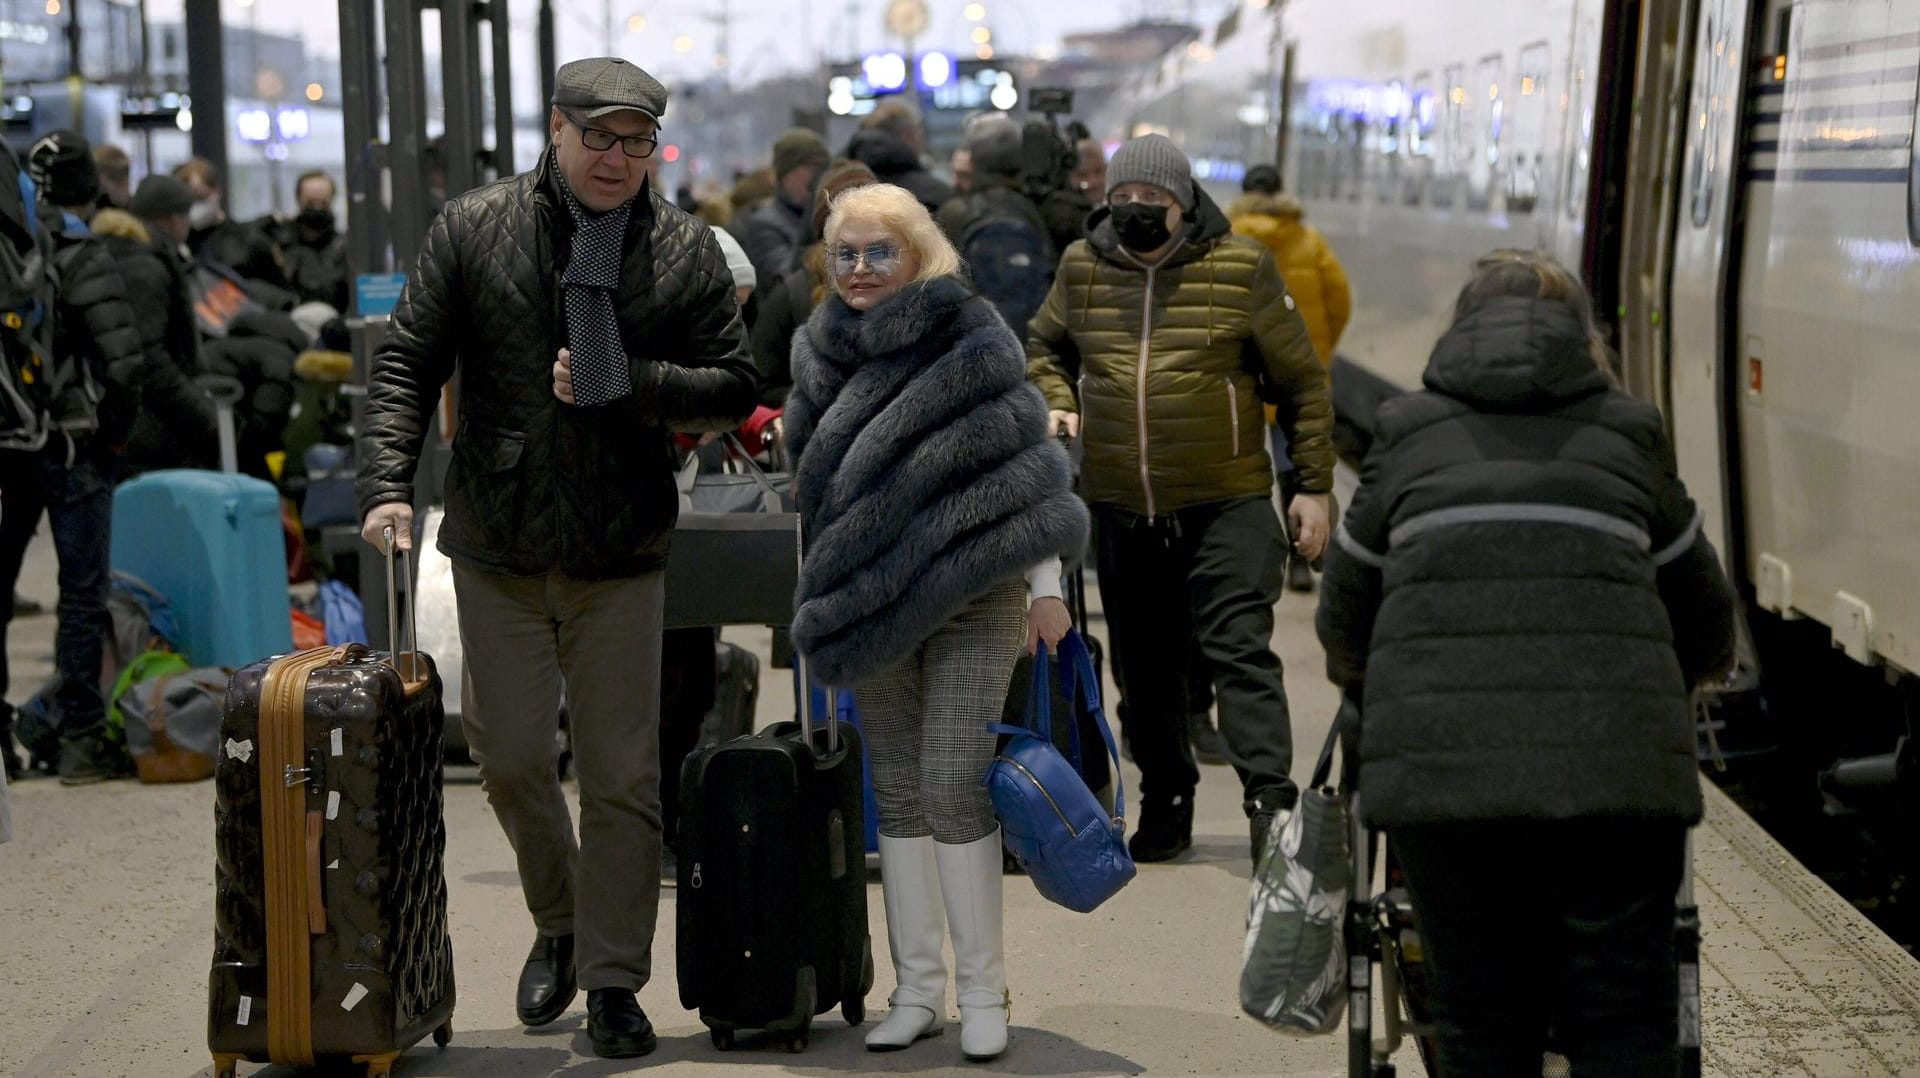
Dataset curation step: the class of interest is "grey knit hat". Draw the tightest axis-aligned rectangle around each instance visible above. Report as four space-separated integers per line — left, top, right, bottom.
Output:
1106 134 1194 210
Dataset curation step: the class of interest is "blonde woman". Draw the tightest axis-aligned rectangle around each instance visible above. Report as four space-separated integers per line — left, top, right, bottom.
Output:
784 184 1089 1061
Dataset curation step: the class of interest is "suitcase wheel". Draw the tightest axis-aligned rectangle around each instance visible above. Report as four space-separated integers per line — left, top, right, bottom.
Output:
710 1028 735 1051
212 1054 241 1078
1371 1067 1397 1078
434 1018 454 1048
355 1052 399 1078
784 1029 809 1054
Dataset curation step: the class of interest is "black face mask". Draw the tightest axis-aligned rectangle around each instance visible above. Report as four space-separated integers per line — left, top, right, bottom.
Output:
1111 202 1174 252
296 207 335 235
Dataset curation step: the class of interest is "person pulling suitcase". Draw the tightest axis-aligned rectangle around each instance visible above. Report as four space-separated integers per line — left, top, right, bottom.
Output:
356 56 757 1060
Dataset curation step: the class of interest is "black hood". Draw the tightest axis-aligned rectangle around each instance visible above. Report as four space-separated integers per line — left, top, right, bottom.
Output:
1085 184 1232 269
846 128 921 176
1422 296 1612 410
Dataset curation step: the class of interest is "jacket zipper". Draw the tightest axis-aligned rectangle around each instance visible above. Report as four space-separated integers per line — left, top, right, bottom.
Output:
997 754 1077 836
1136 267 1157 520
1226 379 1240 458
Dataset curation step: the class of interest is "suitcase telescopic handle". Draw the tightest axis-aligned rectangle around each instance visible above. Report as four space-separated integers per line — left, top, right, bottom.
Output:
793 515 839 758
382 525 421 683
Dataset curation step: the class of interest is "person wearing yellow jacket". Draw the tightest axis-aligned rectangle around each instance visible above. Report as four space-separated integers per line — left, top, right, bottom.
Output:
1229 164 1351 593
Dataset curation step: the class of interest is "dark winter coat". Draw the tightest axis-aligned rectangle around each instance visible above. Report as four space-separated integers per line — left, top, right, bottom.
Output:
88 209 218 475
749 258 819 408
786 275 1089 685
46 212 143 449
283 218 352 312
360 156 758 581
1026 187 1334 514
845 129 952 214
1315 296 1738 829
739 193 807 291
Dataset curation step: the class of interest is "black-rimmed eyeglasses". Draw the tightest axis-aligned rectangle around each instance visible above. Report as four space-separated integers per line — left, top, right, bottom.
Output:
561 109 658 159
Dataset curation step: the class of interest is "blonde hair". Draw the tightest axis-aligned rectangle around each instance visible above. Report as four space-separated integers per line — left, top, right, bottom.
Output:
822 183 962 285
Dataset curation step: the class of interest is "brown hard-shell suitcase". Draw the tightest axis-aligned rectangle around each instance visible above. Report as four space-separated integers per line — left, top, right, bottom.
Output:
208 537 454 1078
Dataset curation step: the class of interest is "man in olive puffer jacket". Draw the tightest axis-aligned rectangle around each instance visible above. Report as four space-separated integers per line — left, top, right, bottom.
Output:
358 57 756 1059
1027 134 1334 865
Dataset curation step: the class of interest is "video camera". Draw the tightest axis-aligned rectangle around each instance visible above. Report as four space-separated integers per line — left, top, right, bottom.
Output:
1020 86 1080 204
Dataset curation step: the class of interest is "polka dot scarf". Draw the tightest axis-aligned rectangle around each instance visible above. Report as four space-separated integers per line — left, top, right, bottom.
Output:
554 152 637 406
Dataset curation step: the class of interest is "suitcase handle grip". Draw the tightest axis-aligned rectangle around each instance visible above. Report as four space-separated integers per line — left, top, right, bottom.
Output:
382 526 426 686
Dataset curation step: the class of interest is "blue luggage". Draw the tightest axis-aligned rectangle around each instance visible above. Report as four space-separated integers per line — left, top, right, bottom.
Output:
110 470 291 668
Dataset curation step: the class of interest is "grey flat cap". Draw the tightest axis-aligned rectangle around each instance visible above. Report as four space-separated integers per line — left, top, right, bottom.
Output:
554 57 668 125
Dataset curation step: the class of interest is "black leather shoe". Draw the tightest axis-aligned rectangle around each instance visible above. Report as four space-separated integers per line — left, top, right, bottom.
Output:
587 988 658 1059
1127 793 1194 863
515 933 577 1027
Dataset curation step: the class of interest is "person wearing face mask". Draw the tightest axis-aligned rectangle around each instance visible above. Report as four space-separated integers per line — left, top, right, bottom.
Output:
281 170 352 312
171 158 292 297
359 56 757 1059
785 183 1088 1062
1026 134 1335 867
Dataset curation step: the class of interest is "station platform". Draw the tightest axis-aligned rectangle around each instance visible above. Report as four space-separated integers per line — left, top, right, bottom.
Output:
1 529 1917 1077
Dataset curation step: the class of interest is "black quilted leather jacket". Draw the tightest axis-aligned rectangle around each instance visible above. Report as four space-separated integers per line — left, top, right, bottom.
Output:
358 157 757 580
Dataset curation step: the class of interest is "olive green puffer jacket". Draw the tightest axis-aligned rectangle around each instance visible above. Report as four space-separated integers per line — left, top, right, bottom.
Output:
1026 188 1333 516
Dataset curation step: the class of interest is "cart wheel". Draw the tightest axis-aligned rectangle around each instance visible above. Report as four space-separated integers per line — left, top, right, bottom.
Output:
842 993 866 1027
785 1030 809 1053
433 1018 453 1047
710 1028 734 1051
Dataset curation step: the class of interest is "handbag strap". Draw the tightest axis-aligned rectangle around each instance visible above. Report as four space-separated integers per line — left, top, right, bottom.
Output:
1310 694 1358 790
721 432 785 513
998 631 1128 829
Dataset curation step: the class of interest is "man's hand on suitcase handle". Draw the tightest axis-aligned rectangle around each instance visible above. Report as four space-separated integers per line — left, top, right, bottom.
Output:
1047 410 1079 440
361 503 414 553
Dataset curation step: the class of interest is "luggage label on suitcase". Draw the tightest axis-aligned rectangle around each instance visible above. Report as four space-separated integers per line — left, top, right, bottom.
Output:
211 534 455 1078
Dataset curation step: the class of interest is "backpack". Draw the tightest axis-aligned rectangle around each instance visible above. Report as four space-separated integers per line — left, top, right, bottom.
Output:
0 153 59 451
959 195 1054 344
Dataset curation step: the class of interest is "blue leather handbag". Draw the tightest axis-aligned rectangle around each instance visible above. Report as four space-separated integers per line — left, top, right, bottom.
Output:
985 631 1136 913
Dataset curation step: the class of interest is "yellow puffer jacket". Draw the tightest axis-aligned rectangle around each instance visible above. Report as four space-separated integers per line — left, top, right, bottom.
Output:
1227 193 1351 367
1026 190 1334 516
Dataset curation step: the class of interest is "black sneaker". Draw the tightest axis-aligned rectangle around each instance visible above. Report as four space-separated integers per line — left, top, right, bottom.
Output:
1247 789 1296 864
1189 713 1228 766
1127 793 1194 863
586 988 658 1059
57 732 122 786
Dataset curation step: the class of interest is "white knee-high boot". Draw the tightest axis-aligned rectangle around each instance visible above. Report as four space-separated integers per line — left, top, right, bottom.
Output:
866 834 947 1050
936 829 1008 1062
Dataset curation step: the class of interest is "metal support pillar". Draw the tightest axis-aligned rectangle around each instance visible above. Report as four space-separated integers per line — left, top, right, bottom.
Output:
339 0 390 280
184 0 228 179
539 0 557 112
384 0 431 270
488 1 517 178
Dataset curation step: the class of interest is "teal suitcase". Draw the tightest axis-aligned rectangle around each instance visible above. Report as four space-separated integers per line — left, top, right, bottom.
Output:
110 469 291 668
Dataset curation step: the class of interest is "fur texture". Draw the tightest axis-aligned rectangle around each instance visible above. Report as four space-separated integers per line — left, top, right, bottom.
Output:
787 276 1090 685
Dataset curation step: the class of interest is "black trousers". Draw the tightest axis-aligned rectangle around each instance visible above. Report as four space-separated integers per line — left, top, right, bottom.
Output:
1392 819 1686 1078
1093 497 1294 810
0 443 113 740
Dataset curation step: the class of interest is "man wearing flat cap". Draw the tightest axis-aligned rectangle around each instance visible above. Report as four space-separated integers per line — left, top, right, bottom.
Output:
358 56 756 1059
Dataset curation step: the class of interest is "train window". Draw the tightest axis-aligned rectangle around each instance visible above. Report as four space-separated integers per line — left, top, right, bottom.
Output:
1409 72 1436 155
1510 43 1551 213
1689 4 1733 229
1442 62 1468 207
1471 53 1504 210
1563 16 1600 222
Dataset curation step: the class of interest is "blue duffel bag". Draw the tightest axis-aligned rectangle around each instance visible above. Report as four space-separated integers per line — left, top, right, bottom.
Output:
985 630 1135 913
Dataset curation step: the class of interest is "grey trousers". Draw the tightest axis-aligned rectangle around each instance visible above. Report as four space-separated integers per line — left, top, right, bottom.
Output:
451 560 665 993
854 580 1027 844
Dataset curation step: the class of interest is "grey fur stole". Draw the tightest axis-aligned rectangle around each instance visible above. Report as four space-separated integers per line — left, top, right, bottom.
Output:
785 276 1089 685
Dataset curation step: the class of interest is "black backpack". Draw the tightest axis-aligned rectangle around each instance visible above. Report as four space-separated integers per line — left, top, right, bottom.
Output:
959 195 1054 345
0 146 57 452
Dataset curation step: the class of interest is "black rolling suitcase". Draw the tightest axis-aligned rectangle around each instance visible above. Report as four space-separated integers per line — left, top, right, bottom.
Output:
698 640 760 749
675 657 874 1052
208 534 454 1078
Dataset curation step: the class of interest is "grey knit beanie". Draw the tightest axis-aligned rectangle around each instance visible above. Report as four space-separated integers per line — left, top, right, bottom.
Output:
1106 134 1194 210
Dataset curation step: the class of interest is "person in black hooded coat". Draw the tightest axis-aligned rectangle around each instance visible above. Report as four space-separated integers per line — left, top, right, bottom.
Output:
1316 250 1737 1077
845 102 952 215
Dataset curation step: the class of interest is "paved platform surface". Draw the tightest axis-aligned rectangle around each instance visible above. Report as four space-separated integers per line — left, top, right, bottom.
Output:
2 526 1918 1077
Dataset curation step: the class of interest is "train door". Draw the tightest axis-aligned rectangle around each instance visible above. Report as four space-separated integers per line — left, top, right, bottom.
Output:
1666 0 1759 570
